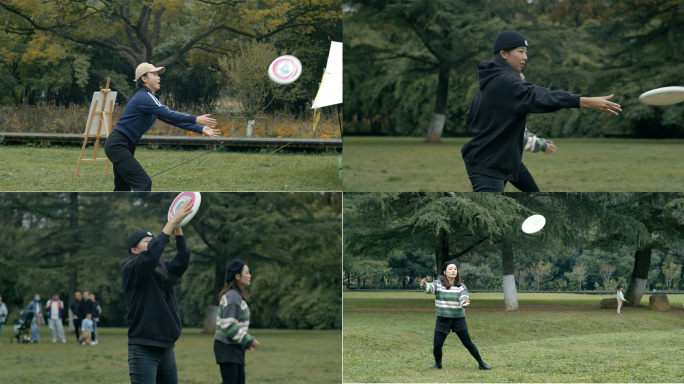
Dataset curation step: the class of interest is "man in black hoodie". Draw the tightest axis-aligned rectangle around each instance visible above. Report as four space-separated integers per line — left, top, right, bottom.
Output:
462 30 622 192
121 203 194 384
70 291 82 342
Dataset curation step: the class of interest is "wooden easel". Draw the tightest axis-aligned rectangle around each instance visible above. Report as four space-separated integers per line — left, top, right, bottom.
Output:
74 78 115 179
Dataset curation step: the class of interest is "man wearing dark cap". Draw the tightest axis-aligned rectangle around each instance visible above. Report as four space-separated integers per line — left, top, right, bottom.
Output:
461 30 622 192
121 203 194 384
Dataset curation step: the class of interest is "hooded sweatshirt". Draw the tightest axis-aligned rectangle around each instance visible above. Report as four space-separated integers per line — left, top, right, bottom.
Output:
121 232 190 348
462 59 580 181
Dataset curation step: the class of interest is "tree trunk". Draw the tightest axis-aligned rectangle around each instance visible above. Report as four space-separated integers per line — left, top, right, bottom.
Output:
435 228 449 273
501 238 518 311
425 64 449 143
625 247 651 306
247 119 255 137
202 305 219 334
68 193 79 333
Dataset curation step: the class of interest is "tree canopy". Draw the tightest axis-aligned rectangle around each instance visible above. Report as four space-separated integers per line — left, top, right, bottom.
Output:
0 192 342 330
0 0 341 109
343 193 684 302
344 0 684 139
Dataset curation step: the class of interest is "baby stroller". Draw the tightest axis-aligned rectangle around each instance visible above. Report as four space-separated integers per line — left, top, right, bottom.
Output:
11 310 34 344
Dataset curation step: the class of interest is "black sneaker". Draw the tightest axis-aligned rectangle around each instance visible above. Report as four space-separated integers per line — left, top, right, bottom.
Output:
478 362 491 370
429 363 442 369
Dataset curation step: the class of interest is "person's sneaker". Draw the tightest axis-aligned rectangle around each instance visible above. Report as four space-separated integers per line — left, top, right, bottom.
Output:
90 341 96 345
61 340 66 343
478 362 492 370
81 341 86 345
428 363 442 369
52 339 57 343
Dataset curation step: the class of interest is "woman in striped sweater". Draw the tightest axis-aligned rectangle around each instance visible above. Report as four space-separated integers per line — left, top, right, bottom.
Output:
420 261 491 371
214 259 260 384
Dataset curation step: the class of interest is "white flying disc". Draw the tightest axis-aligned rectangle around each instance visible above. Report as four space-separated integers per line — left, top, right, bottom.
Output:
168 192 201 228
522 214 546 234
638 86 684 106
268 55 302 85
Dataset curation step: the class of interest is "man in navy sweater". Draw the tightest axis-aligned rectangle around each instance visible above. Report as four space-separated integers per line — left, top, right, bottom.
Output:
104 63 220 192
121 202 194 384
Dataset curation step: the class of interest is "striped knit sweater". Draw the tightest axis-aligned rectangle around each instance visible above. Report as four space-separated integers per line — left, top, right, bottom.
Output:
214 290 255 348
424 280 469 318
523 128 550 153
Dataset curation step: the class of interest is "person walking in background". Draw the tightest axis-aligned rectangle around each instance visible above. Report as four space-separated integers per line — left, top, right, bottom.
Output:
46 291 67 343
214 259 261 384
122 203 194 384
0 294 8 346
79 313 94 345
616 285 628 315
91 293 102 345
26 294 44 343
71 291 82 342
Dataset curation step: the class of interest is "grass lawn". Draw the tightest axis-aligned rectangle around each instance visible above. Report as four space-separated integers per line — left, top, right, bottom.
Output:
342 137 684 192
1 328 341 384
343 291 684 383
0 146 342 191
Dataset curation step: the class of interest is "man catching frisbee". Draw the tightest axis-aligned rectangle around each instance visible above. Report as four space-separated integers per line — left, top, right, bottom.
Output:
461 30 622 192
104 63 220 191
121 202 195 383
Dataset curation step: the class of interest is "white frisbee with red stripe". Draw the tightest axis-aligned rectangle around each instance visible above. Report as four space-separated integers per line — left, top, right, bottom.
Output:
168 192 201 228
268 55 302 85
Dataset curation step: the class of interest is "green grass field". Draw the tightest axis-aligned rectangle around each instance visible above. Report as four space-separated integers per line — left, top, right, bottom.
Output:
342 137 684 191
343 291 684 383
1 328 341 384
0 146 342 191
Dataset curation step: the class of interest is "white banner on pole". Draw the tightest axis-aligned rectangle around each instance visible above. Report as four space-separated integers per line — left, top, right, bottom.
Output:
311 41 342 109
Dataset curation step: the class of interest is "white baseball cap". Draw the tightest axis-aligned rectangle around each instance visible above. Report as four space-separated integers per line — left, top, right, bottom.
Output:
134 63 165 82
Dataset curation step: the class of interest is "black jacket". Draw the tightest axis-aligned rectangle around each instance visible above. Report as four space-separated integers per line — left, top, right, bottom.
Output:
70 299 81 319
121 232 191 348
461 60 580 181
78 298 95 319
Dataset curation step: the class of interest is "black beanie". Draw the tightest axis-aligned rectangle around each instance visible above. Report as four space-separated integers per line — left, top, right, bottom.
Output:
442 261 456 273
127 230 154 254
225 259 246 283
493 30 528 54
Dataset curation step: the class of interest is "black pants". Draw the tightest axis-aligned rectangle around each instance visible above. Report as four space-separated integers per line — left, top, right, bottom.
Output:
468 168 539 192
433 329 484 366
219 363 245 384
73 318 81 341
508 167 540 192
104 130 152 192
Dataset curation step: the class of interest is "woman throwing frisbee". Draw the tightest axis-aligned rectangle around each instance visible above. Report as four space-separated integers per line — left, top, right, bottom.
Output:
105 63 220 191
214 259 260 384
121 202 195 384
421 261 490 371
461 30 622 192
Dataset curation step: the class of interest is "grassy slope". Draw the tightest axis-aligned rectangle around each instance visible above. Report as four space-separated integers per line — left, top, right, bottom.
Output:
343 137 684 192
1 328 341 384
343 292 684 383
0 146 342 191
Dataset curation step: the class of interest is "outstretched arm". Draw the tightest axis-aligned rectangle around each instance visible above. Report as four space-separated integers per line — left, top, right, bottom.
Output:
580 95 622 115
